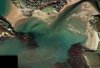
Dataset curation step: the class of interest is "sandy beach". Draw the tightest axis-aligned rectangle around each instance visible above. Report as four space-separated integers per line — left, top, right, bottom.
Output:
85 22 100 50
81 2 100 50
5 1 100 51
5 2 27 27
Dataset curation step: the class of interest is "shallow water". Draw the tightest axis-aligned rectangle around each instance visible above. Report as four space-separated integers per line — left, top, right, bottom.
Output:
16 17 87 68
0 0 10 16
0 1 98 68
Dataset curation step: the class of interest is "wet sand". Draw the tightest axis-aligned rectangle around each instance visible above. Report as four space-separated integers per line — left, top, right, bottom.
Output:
5 2 27 27
5 0 100 51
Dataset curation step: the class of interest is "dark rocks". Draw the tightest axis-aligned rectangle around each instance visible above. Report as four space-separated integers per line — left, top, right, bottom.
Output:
0 16 38 49
89 14 100 32
67 43 89 68
0 16 15 42
11 0 68 16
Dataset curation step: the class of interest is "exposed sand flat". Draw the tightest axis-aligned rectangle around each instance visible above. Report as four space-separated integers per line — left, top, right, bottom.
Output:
85 23 100 50
56 1 100 50
77 2 100 50
5 2 27 27
5 1 100 50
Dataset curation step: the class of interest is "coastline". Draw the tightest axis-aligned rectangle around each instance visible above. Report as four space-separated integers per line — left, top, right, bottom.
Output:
5 2 27 27
70 2 100 50
85 23 100 50
4 1 100 50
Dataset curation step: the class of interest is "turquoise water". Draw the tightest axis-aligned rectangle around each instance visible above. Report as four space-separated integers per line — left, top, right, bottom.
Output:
0 1 87 68
17 1 86 68
0 0 10 16
16 16 86 68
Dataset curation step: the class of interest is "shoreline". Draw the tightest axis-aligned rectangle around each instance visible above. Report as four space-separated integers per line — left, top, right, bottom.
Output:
5 2 27 27
4 1 100 50
85 22 100 50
